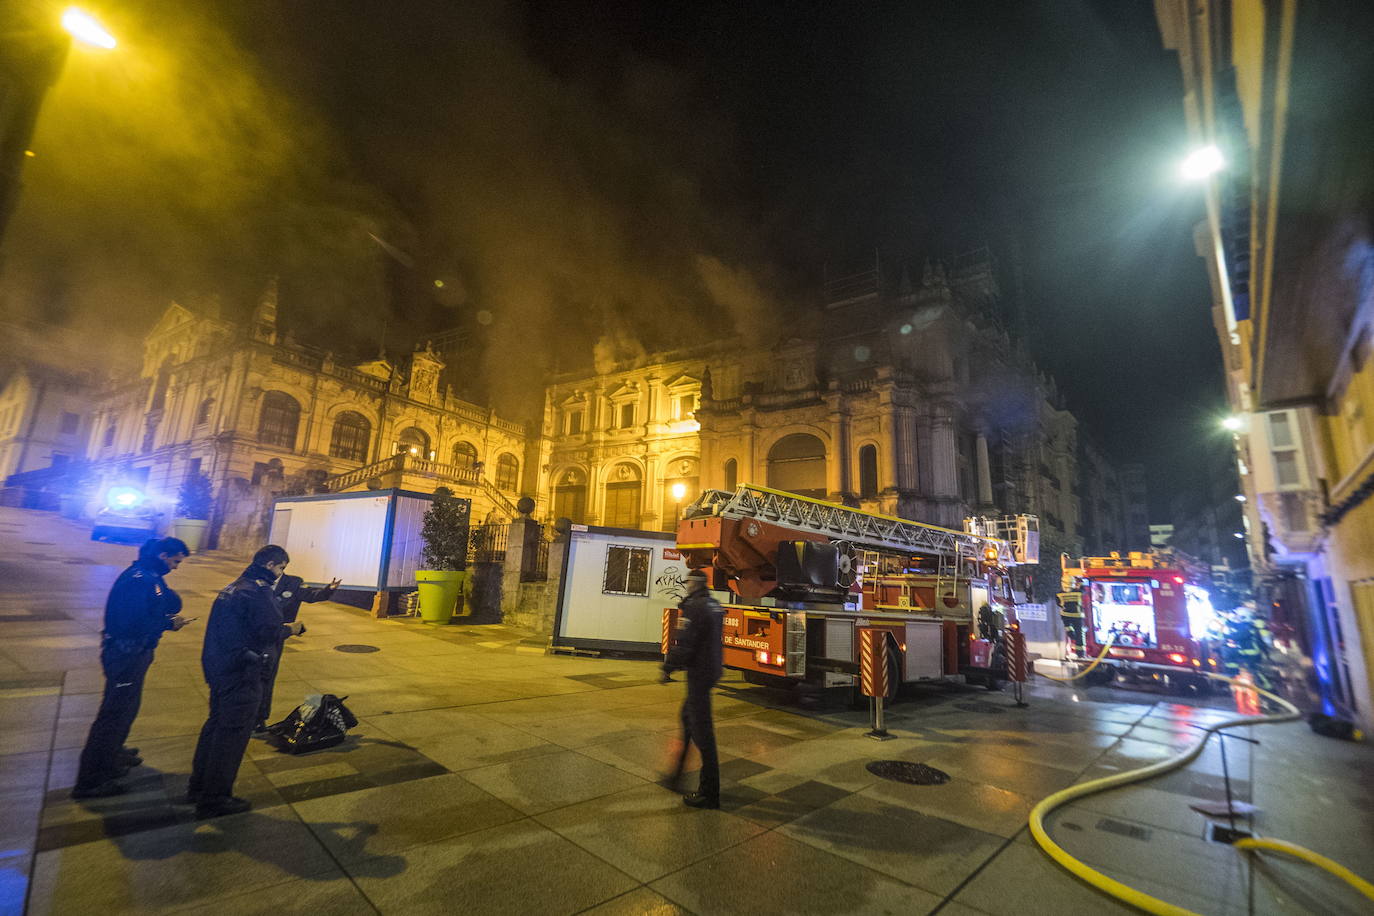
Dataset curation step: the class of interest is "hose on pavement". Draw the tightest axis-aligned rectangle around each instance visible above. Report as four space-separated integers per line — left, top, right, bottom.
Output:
1026 666 1374 914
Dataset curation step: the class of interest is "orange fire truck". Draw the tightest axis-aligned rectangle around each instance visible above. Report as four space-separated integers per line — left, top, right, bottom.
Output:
1058 550 1221 691
669 484 1039 694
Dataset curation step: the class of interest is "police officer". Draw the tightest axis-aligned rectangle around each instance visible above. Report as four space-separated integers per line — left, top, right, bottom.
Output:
662 568 725 809
73 537 192 799
185 545 303 818
254 573 340 733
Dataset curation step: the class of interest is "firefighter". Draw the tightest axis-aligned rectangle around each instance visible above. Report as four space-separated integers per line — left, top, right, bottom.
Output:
1229 609 1275 689
254 573 340 733
662 568 724 809
73 537 192 799
185 545 304 818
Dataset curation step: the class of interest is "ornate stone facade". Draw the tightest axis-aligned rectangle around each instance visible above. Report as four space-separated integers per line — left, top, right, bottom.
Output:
84 286 532 550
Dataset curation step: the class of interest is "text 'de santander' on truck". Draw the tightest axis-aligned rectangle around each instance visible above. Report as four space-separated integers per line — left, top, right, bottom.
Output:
667 483 1039 697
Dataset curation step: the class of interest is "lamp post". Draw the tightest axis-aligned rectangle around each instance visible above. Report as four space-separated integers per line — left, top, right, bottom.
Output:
670 481 687 525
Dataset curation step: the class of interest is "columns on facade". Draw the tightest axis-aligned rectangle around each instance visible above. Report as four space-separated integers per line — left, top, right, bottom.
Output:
742 415 759 485
930 407 959 500
976 429 994 508
827 407 848 499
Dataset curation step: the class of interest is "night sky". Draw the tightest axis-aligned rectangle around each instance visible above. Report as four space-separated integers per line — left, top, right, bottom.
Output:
3 0 1226 518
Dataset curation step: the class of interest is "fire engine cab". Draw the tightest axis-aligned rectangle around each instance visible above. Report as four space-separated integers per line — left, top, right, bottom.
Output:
1058 550 1220 690
670 484 1039 694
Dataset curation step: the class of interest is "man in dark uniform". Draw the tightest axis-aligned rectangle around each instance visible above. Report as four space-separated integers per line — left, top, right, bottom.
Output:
254 573 339 733
73 538 192 799
185 545 304 818
662 568 725 809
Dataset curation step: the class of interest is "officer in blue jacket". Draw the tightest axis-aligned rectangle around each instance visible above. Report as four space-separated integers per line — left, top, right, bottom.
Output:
254 572 339 732
73 537 191 799
185 545 304 818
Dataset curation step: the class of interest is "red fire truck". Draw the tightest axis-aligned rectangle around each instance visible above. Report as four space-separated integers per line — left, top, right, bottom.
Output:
669 484 1039 694
1058 550 1221 691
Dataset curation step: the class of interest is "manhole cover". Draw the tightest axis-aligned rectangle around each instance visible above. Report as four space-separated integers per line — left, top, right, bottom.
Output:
866 761 951 785
334 644 380 653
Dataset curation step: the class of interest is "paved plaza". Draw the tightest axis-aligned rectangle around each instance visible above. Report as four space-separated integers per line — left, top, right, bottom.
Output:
1 506 1371 915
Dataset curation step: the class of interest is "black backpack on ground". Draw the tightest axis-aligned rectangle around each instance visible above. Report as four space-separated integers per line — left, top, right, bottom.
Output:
266 693 358 754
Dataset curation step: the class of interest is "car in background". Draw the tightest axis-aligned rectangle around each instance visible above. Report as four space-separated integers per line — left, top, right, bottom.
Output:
91 487 161 543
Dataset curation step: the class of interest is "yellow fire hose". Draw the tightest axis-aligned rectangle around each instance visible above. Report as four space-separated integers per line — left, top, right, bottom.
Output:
1026 667 1374 913
1031 633 1117 682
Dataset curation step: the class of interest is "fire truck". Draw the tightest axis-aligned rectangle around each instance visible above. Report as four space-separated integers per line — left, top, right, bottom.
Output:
1058 550 1221 691
671 484 1039 694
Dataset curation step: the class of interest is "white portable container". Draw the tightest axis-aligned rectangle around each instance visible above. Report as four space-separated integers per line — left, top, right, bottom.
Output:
268 489 459 591
553 525 689 653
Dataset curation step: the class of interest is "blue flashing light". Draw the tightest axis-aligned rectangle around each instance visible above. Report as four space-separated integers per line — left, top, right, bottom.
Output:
106 486 143 510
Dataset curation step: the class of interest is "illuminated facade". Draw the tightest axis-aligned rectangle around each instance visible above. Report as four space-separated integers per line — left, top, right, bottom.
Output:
83 285 530 550
1158 0 1374 727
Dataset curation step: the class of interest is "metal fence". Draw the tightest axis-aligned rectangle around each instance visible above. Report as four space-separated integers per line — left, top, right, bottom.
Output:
521 534 551 582
468 523 508 563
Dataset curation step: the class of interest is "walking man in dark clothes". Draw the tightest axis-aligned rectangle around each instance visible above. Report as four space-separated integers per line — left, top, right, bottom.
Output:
185 545 304 818
254 572 340 733
73 537 192 799
662 568 725 809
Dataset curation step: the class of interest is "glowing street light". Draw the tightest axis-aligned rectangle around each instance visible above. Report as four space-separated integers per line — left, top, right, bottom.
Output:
1221 415 1245 432
61 8 117 49
1180 145 1225 181
670 482 687 502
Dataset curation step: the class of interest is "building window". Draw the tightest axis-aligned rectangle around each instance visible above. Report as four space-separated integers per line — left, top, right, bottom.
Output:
766 433 826 499
603 545 651 596
452 441 478 470
723 458 738 491
103 425 116 448
603 463 642 528
566 409 584 435
1267 411 1303 489
195 398 214 427
187 457 202 479
396 427 430 457
858 444 878 498
258 392 300 449
329 411 371 462
59 412 79 435
618 402 635 429
554 469 586 523
495 454 519 492
674 394 695 420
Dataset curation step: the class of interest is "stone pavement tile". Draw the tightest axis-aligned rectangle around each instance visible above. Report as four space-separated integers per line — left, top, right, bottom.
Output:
1065 784 1224 837
3 750 53 792
860 773 1032 839
601 699 689 731
536 782 767 882
650 830 941 915
58 667 106 695
512 709 664 749
27 805 342 915
0 691 59 729
951 841 1142 916
374 716 562 773
0 788 42 857
731 779 853 829
347 817 638 916
1250 851 1374 915
921 744 1080 800
291 772 523 864
779 789 1004 896
712 720 802 758
167 874 377 915
578 886 693 916
957 731 1117 771
1045 807 1249 909
462 748 647 815
8 725 62 755
575 732 720 783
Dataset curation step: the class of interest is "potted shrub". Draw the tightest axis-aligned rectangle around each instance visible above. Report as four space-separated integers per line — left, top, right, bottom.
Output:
415 486 470 624
170 471 214 552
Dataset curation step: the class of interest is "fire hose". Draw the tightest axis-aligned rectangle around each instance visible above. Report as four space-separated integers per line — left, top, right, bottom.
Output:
1026 665 1374 914
1030 632 1117 682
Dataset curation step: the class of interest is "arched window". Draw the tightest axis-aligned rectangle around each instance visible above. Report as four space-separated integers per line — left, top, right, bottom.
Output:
495 454 519 492
329 411 371 462
195 397 214 427
723 458 738 491
766 433 826 499
603 462 642 529
396 427 430 457
859 444 879 498
451 441 478 470
258 392 300 449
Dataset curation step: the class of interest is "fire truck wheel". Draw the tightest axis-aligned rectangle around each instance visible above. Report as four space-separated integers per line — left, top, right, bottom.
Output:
1084 666 1115 688
983 675 1004 691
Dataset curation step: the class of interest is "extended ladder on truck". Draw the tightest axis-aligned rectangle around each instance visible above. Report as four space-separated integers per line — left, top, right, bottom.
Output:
683 484 1036 568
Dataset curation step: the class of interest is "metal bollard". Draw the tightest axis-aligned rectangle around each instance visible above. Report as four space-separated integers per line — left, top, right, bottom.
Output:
859 627 899 740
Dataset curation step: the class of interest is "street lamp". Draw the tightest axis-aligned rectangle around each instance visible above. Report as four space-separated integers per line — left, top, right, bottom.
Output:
670 482 687 524
1221 415 1244 432
1180 145 1225 181
61 8 117 49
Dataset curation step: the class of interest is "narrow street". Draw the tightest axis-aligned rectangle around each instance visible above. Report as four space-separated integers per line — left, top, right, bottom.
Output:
0 505 1370 915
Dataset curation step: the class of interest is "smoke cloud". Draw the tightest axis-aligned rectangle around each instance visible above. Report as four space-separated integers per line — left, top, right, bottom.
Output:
0 0 782 416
